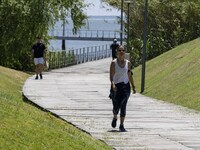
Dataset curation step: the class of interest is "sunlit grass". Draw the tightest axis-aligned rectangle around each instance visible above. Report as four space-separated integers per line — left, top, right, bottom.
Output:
133 38 200 111
0 66 112 150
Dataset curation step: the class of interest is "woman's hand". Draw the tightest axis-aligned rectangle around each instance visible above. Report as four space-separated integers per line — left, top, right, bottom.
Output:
132 86 136 94
112 82 117 92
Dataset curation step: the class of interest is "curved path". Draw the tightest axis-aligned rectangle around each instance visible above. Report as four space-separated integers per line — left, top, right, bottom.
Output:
23 58 200 150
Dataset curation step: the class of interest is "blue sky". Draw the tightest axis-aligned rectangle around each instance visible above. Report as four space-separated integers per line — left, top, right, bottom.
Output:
84 0 120 16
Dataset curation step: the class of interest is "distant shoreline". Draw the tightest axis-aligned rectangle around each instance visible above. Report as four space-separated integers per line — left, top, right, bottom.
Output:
87 15 120 18
66 15 120 20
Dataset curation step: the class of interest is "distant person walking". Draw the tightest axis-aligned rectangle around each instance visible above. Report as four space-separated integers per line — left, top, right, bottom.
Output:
110 38 119 60
109 45 136 132
32 37 46 80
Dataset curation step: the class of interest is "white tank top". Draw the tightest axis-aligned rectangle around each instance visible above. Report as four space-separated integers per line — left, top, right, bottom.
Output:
113 59 129 84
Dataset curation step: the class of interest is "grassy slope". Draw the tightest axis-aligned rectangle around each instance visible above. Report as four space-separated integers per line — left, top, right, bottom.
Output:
0 67 112 150
134 38 200 111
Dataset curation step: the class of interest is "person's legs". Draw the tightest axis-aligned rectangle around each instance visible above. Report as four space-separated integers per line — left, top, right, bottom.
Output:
120 97 128 125
119 117 126 132
37 64 43 79
38 58 44 79
34 58 39 79
112 50 117 60
35 65 40 79
111 115 118 128
119 98 127 132
111 103 119 128
120 116 125 126
111 90 120 128
119 83 130 132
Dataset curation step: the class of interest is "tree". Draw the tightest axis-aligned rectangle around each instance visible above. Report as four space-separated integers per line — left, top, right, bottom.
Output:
105 0 200 67
0 0 87 70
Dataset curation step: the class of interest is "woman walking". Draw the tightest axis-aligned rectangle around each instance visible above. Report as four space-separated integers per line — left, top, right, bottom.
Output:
109 45 136 132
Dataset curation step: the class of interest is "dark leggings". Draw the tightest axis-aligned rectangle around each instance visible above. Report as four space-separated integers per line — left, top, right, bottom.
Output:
112 51 117 60
111 82 131 117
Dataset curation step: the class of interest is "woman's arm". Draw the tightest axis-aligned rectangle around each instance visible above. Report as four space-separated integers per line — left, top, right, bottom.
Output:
110 61 116 91
128 61 136 93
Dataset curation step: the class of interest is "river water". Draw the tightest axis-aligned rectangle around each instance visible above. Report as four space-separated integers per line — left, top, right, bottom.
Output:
48 16 120 51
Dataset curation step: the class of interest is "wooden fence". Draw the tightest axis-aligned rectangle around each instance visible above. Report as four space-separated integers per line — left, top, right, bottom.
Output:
47 44 111 70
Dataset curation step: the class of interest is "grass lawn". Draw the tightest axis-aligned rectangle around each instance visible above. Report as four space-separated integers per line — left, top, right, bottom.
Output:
1 38 200 149
0 66 112 150
133 38 200 111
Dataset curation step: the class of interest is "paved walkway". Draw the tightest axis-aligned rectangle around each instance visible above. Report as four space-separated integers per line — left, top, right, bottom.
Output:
23 58 200 150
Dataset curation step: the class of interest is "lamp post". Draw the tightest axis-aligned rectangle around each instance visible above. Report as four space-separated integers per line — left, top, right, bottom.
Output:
120 0 124 45
62 17 66 50
141 0 148 93
124 0 133 52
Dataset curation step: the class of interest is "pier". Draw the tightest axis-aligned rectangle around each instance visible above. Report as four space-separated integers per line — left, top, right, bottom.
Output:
49 29 122 41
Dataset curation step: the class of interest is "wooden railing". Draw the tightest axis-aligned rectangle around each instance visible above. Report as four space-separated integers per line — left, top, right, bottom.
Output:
47 44 111 70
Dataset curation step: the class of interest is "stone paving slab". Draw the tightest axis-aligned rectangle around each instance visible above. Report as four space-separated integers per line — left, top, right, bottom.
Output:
23 58 200 150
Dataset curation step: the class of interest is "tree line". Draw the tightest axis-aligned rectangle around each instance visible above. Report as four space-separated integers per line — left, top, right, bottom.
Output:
105 0 200 67
1 0 200 70
0 0 87 70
